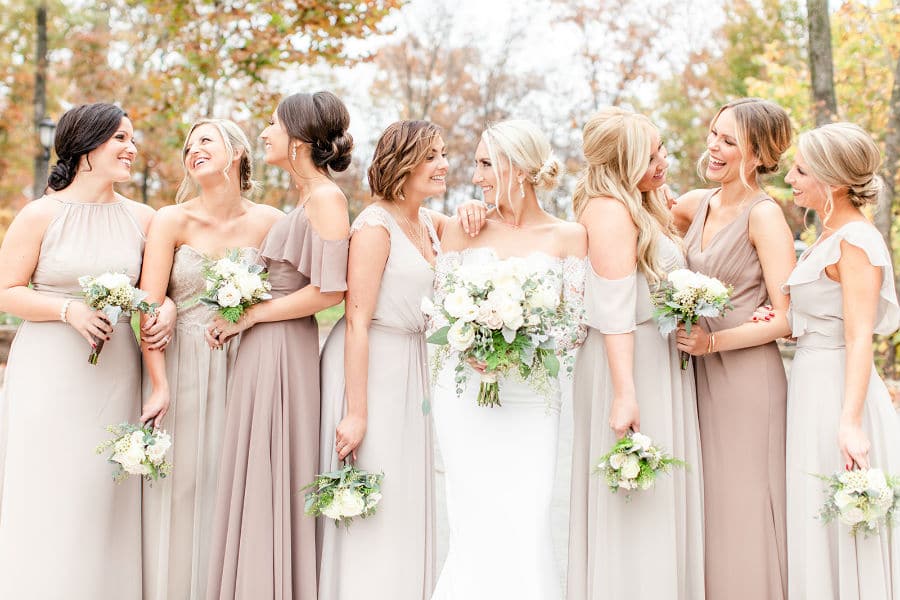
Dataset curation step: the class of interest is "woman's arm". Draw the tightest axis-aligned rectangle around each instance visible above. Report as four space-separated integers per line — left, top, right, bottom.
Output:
0 199 113 345
835 239 881 469
337 224 391 461
677 201 795 355
670 188 707 236
138 209 180 426
582 198 640 438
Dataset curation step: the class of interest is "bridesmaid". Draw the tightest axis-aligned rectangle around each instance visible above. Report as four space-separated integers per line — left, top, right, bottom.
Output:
782 123 900 598
317 120 486 599
205 91 352 600
140 118 283 600
672 98 796 600
0 103 154 598
567 107 704 600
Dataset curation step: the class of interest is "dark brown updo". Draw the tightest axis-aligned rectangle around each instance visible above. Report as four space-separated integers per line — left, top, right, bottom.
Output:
276 91 353 172
48 103 126 191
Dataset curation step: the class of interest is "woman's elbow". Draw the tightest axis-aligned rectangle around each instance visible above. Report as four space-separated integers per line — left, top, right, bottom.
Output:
320 290 344 308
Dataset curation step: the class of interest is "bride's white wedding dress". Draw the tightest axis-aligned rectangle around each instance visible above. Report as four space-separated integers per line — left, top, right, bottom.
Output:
430 248 584 600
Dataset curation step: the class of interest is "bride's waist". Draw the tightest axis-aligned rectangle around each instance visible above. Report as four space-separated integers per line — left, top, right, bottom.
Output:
434 362 560 405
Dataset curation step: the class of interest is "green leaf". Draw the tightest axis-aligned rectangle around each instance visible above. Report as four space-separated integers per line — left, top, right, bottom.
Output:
542 352 560 377
427 326 450 345
220 306 244 323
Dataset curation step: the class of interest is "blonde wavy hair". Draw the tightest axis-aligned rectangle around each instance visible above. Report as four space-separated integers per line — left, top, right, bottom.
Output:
367 120 442 203
573 107 676 285
698 98 792 190
481 119 561 203
175 118 257 203
798 122 883 227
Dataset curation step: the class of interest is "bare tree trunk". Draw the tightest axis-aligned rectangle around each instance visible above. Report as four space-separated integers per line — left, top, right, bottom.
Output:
32 1 48 201
806 0 838 125
880 54 900 376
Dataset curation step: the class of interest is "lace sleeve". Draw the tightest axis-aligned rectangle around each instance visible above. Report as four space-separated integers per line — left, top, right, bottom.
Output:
350 204 392 237
425 253 459 336
553 256 587 376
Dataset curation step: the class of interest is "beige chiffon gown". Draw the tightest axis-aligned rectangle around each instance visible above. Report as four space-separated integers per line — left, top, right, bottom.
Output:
317 204 438 600
0 198 144 599
567 234 705 600
206 204 348 600
684 191 788 600
784 221 900 599
142 246 252 600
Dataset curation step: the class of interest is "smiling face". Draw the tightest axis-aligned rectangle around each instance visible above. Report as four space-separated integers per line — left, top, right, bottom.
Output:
402 135 448 202
637 133 667 192
84 117 136 183
184 123 238 183
472 139 513 205
260 110 292 168
785 150 829 211
705 108 756 185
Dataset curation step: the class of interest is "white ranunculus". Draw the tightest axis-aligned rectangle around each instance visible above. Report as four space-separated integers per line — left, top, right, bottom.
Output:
620 453 641 480
666 269 696 292
496 301 522 325
447 321 476 351
145 431 171 464
529 286 560 311
332 488 366 518
95 272 131 290
213 258 241 278
630 432 653 452
235 272 263 300
493 275 525 300
443 289 476 319
609 453 627 470
217 283 242 308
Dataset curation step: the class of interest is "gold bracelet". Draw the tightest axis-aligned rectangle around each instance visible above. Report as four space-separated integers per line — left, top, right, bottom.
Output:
708 333 717 355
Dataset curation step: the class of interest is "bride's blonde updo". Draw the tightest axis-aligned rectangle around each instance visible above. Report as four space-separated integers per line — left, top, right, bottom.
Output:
798 122 883 213
481 120 561 198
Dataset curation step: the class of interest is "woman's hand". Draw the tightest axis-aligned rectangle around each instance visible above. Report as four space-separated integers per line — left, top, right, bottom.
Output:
749 304 774 323
206 315 245 349
141 386 170 428
456 200 488 237
66 301 113 347
839 419 871 470
609 393 640 439
335 412 367 461
676 323 711 356
142 297 176 350
466 357 488 374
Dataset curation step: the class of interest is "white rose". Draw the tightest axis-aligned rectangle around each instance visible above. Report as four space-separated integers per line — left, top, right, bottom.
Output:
447 320 476 351
443 289 476 319
839 506 866 525
833 489 855 509
96 272 131 290
503 312 524 331
630 432 653 452
529 286 560 311
666 269 695 292
146 431 171 464
867 468 888 492
703 277 729 298
322 499 344 520
609 453 626 470
460 264 495 289
213 258 240 277
235 272 263 300
217 283 242 308
504 256 530 281
333 488 366 518
493 275 525 301
420 296 436 316
476 304 504 330
365 491 383 510
496 301 522 326
620 454 641 480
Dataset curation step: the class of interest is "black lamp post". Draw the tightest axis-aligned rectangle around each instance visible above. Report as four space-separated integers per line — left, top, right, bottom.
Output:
33 116 55 199
38 117 55 160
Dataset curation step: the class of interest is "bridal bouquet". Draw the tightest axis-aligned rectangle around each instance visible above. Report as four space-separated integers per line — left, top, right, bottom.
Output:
815 468 900 537
302 463 384 528
653 268 734 369
95 422 173 484
78 272 158 365
199 249 271 323
424 257 572 407
595 431 686 499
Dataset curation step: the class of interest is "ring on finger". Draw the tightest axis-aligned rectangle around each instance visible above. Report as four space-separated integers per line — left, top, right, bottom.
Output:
213 328 221 337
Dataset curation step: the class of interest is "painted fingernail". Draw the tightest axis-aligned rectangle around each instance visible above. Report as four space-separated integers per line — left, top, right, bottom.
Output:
752 317 758 322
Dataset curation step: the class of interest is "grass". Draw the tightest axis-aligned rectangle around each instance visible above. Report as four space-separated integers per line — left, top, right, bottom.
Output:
0 311 21 326
316 302 345 327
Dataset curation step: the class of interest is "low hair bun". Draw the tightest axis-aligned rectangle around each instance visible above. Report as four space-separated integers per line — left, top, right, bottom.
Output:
327 132 353 172
532 156 561 191
848 174 882 207
47 158 75 191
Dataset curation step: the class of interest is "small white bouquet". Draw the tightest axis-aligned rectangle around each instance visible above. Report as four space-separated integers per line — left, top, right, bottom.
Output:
95 422 173 484
653 268 734 369
78 272 158 365
302 463 384 528
595 431 686 499
815 468 900 537
199 249 271 323
424 257 574 407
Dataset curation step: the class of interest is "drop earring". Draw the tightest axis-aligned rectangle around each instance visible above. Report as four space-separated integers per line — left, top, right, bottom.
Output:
291 145 297 161
519 179 525 199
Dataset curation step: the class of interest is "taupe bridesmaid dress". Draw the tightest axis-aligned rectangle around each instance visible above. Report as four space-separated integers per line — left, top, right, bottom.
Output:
0 198 144 599
784 221 900 599
206 203 348 600
317 204 438 600
142 246 254 600
567 234 705 600
683 190 788 600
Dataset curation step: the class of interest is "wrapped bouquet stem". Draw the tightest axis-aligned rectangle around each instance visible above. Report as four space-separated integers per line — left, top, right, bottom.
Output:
78 272 158 365
653 268 733 369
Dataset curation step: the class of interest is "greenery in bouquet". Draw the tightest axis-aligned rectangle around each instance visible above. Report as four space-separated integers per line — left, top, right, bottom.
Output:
302 462 384 528
815 468 900 537
78 272 158 365
595 431 686 499
199 249 272 323
95 422 173 484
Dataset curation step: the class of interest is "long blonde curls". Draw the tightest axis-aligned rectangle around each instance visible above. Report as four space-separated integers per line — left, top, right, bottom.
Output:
573 107 676 285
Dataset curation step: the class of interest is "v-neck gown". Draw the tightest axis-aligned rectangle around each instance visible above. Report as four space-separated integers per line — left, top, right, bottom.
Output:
317 204 440 600
683 190 788 600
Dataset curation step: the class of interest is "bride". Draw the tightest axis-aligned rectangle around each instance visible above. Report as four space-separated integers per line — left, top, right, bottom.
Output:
430 120 586 600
